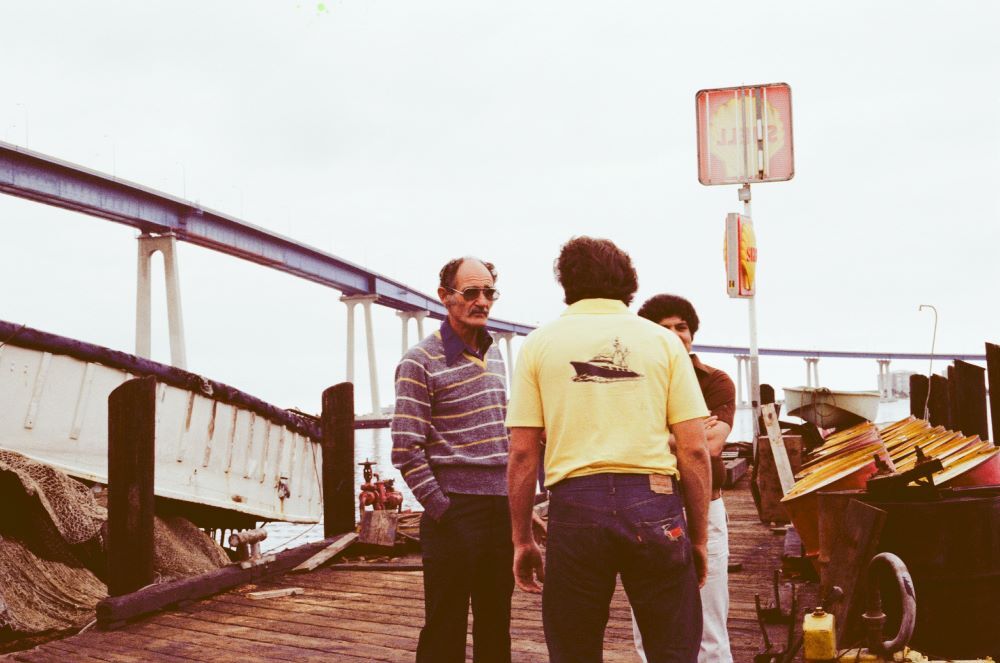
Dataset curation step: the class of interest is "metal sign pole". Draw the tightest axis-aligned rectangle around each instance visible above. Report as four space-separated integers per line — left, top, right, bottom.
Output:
740 184 761 443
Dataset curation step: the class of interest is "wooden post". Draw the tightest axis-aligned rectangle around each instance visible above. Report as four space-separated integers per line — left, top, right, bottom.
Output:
986 343 1000 443
947 364 959 430
909 374 929 419
928 374 950 428
953 360 988 439
322 382 356 537
107 376 156 597
761 403 795 495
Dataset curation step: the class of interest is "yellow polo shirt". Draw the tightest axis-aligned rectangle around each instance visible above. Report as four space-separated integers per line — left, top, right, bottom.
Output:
506 298 708 487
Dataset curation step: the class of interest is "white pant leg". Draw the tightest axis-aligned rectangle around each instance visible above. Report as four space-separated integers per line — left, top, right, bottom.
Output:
699 497 733 663
630 497 732 663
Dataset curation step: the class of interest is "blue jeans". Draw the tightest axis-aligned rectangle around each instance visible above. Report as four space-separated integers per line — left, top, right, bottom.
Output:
543 473 702 663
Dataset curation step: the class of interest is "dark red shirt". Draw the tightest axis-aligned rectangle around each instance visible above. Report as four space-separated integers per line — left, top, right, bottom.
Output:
691 354 736 493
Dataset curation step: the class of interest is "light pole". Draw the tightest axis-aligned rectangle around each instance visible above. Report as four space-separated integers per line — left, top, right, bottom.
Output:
918 304 938 420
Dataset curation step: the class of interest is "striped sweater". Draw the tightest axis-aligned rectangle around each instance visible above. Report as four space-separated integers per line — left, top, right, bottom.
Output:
391 327 509 520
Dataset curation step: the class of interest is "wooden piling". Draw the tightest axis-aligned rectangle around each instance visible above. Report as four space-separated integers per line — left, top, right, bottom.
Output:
953 360 988 439
987 343 1000 442
947 364 959 430
107 376 157 597
927 374 950 428
909 374 929 419
321 382 356 537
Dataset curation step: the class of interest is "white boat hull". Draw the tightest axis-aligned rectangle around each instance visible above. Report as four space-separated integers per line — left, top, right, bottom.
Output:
0 336 323 523
782 386 881 428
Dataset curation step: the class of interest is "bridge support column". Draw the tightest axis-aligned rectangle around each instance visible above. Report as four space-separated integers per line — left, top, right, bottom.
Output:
342 294 381 415
495 332 517 385
804 357 820 387
877 359 892 401
135 233 187 368
734 355 749 407
415 311 427 338
397 310 430 355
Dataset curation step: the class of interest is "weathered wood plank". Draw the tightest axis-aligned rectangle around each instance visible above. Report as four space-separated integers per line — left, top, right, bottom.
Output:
358 510 398 546
9 646 103 663
246 587 305 600
96 536 337 627
69 630 215 662
291 532 358 572
157 609 415 663
761 403 795 494
136 616 354 662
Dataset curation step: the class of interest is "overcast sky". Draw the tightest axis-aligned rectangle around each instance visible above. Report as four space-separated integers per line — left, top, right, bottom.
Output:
2 1 998 415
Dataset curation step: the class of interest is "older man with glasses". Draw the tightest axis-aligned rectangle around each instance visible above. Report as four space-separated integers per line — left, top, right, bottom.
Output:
391 256 513 663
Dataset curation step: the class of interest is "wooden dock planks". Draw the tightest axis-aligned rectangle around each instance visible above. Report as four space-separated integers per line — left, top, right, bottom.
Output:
5 474 808 663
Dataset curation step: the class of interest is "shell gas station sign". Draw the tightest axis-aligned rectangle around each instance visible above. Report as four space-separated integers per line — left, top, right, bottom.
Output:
698 83 791 441
725 213 756 298
696 83 794 185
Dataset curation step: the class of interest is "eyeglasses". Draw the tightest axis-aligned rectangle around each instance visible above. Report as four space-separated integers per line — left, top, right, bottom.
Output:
447 286 500 301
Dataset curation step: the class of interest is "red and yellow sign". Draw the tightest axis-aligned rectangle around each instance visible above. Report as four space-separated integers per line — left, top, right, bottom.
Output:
697 83 794 185
725 213 756 298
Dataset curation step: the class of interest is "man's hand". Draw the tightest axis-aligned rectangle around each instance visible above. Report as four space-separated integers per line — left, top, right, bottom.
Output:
703 415 719 431
671 417 711 568
691 542 708 588
509 427 545 593
513 541 545 593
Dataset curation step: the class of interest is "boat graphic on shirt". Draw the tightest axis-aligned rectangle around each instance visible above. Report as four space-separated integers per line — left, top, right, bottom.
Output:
570 338 642 382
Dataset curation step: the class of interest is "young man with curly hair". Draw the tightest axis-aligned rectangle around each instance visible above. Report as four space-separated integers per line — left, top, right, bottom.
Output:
632 294 736 663
506 236 711 663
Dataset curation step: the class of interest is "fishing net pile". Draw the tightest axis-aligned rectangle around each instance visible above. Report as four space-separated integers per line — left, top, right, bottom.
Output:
153 515 230 577
0 450 229 636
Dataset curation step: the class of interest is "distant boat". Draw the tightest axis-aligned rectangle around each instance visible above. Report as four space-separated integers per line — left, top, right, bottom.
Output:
571 338 641 382
782 386 881 428
0 320 323 524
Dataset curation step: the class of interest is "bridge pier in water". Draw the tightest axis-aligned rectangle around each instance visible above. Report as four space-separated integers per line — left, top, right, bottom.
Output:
876 358 892 400
804 357 820 387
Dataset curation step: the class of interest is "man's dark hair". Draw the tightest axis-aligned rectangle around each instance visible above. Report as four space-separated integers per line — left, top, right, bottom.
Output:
439 257 498 289
554 236 638 306
637 294 700 336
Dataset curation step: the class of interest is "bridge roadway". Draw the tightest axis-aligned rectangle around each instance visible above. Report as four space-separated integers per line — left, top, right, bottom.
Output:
0 141 984 362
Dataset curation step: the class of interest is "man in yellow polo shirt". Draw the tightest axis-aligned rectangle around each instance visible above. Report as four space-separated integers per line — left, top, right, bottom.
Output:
506 236 712 663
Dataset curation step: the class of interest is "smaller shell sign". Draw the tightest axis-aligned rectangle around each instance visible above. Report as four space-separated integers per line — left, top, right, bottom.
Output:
697 83 794 185
725 213 756 298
